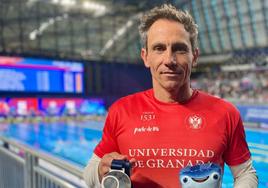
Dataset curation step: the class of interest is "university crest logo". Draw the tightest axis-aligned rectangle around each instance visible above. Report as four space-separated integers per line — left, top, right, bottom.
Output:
186 114 205 130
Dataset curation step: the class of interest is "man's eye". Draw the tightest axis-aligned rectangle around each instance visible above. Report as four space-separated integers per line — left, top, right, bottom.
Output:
173 44 189 53
175 47 187 52
156 47 163 51
154 46 165 51
176 49 187 54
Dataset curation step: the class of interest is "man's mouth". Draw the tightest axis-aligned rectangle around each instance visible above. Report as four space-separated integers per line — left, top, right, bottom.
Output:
161 71 182 75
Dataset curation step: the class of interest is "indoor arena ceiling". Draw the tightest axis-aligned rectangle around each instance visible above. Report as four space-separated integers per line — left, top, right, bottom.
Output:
0 0 267 64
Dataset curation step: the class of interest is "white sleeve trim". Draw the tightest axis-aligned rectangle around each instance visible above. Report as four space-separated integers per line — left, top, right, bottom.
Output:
83 153 102 188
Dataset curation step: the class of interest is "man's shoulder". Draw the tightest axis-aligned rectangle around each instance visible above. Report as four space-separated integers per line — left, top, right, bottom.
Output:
197 90 238 112
111 89 152 107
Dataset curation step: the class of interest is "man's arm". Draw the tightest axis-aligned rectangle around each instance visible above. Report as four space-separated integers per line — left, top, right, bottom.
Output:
83 152 133 188
83 153 101 188
230 158 258 188
84 154 258 188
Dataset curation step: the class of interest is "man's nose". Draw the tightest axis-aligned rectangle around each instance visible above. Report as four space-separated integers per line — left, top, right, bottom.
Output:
163 49 176 66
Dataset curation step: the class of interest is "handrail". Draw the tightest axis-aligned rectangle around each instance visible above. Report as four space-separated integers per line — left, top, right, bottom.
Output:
34 166 78 188
0 145 25 164
0 135 84 178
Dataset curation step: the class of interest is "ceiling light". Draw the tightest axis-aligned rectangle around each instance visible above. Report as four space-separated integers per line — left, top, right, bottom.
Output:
82 1 106 16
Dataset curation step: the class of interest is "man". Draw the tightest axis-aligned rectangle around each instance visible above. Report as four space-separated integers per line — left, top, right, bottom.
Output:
84 4 258 188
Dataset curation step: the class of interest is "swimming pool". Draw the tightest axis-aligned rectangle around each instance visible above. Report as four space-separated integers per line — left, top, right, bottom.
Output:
0 121 267 187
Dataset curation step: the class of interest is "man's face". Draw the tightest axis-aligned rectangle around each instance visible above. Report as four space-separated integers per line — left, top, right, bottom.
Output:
141 19 198 92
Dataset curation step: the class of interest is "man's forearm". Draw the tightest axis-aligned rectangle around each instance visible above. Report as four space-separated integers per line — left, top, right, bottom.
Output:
230 158 258 188
83 153 102 188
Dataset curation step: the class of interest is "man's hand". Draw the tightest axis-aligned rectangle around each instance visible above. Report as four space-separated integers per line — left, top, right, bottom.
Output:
98 152 136 182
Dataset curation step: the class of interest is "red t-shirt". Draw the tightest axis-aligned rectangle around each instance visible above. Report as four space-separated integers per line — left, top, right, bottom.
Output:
94 89 250 188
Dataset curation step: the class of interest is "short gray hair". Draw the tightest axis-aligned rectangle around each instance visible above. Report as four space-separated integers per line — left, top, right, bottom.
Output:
139 4 198 52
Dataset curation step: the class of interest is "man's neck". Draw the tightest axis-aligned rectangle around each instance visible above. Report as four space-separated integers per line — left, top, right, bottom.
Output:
153 85 193 103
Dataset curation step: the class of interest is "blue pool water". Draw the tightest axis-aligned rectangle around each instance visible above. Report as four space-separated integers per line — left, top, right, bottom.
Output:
0 121 267 187
222 128 268 188
0 121 103 167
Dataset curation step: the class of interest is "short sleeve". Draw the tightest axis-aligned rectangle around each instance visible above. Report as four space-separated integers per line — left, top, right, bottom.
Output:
223 115 251 166
94 106 120 158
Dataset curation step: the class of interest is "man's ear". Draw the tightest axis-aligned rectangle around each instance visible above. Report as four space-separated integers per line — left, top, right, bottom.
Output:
141 48 150 68
192 48 199 67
